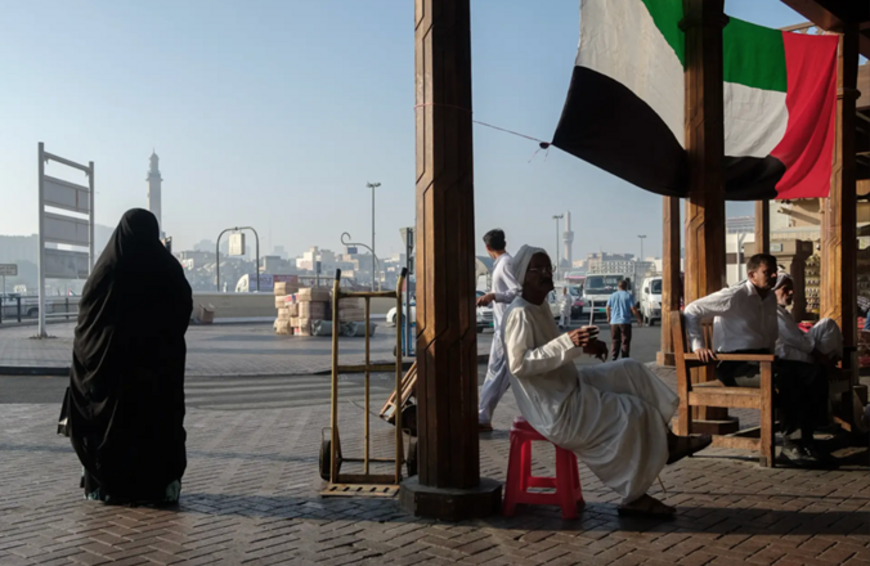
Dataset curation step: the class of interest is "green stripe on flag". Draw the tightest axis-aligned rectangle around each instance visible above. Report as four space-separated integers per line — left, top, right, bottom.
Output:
723 18 787 92
640 0 685 67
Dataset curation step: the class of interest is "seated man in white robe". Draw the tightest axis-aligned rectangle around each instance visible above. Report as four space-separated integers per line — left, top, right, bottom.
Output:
774 272 842 464
503 245 711 518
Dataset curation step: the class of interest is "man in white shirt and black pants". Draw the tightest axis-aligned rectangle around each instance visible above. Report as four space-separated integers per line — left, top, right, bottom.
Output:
476 229 521 432
684 254 836 469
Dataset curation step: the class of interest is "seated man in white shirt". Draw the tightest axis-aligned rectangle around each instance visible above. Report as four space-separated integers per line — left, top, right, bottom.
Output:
684 254 836 469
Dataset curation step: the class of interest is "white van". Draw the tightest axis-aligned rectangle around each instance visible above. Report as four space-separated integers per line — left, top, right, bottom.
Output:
639 276 662 325
582 274 627 321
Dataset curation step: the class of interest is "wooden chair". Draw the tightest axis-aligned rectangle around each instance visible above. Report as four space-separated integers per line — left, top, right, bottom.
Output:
671 311 776 467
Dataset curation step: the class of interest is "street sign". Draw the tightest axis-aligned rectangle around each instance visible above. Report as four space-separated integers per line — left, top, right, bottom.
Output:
0 264 18 276
346 246 358 255
44 249 89 279
229 233 246 256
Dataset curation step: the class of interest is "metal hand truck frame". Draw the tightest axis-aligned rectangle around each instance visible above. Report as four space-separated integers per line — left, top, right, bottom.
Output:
319 268 413 498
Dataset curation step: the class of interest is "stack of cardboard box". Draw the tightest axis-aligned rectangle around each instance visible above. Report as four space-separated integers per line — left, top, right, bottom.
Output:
337 297 366 322
293 287 330 336
273 280 300 335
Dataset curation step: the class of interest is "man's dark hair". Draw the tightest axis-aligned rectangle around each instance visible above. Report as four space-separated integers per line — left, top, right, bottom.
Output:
483 229 506 252
746 253 777 272
618 280 628 290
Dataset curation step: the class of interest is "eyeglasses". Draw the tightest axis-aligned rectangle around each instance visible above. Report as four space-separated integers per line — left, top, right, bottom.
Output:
528 265 555 275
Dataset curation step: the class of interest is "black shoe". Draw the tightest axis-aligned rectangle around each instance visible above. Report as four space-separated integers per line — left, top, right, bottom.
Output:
778 445 839 470
803 444 840 468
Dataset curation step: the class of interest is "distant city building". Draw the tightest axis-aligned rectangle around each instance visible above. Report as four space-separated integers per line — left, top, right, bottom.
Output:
147 151 163 237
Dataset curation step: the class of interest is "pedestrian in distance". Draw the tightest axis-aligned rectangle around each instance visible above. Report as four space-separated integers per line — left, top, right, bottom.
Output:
606 279 643 361
59 209 193 505
559 287 573 330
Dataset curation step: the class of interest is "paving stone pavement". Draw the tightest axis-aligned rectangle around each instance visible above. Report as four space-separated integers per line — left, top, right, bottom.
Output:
1 368 868 565
0 323 493 377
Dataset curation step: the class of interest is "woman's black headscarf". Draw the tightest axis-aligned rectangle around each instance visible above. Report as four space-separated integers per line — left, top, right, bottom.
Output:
67 208 193 501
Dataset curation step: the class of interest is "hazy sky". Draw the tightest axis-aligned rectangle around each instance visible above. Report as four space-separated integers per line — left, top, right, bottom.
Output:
0 0 809 261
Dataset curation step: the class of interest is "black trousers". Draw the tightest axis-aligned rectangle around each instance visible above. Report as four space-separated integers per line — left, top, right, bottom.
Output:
716 351 828 443
610 324 632 361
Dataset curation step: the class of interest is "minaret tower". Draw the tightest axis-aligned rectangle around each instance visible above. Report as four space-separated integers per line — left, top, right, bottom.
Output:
147 150 163 237
563 210 574 268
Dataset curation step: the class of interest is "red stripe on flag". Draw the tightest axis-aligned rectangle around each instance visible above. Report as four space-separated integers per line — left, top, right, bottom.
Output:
770 31 838 200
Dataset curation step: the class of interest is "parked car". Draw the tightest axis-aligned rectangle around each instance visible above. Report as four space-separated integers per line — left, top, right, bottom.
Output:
0 293 45 319
639 276 662 325
387 291 494 333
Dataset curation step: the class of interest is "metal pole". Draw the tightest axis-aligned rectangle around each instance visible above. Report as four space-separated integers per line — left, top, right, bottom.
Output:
372 185 376 291
88 161 95 272
251 227 260 292
37 143 46 338
366 182 381 291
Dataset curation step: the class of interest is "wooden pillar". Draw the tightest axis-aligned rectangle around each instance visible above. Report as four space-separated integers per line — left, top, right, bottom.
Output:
821 26 859 379
681 0 735 433
658 196 680 367
755 200 770 255
400 0 500 520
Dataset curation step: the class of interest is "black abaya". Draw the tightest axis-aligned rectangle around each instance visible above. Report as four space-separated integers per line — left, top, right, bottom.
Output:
66 209 192 503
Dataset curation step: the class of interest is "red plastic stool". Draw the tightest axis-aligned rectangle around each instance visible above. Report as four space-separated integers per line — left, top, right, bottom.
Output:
503 416 584 519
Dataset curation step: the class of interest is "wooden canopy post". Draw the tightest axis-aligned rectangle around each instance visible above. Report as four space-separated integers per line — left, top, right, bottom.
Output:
681 0 736 434
821 26 860 379
658 196 681 367
400 0 501 520
755 200 770 255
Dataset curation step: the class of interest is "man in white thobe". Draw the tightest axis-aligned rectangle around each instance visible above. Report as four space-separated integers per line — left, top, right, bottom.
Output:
503 245 709 518
476 229 521 431
559 287 573 329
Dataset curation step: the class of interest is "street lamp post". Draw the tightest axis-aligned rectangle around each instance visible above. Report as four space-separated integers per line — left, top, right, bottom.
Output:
366 182 381 291
552 214 564 277
637 234 647 287
341 232 381 291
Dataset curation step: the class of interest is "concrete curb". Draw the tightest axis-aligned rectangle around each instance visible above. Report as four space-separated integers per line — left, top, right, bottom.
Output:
0 354 491 378
0 366 70 376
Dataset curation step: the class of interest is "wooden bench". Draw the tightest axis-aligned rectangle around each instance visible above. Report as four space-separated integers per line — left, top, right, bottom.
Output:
671 311 776 467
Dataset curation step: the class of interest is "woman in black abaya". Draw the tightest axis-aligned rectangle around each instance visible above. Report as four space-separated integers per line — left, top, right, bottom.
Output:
65 209 192 505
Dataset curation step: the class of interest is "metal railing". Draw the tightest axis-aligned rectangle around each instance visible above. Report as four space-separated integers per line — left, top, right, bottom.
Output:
0 296 79 324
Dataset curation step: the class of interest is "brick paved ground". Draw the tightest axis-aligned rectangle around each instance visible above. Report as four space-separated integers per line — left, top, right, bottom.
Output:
0 323 493 377
1 368 868 565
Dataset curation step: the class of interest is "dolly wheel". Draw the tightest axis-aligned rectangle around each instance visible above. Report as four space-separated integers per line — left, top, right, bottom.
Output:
401 404 418 437
406 438 418 477
319 440 331 481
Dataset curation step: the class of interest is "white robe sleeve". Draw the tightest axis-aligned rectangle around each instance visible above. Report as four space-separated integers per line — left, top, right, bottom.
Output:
777 307 815 357
684 289 733 352
505 307 581 379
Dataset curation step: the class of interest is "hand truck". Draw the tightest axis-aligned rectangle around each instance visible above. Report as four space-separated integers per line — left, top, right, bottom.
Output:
319 268 414 498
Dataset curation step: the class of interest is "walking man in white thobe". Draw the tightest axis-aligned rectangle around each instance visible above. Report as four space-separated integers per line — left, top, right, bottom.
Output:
503 245 711 517
476 229 521 432
559 287 573 329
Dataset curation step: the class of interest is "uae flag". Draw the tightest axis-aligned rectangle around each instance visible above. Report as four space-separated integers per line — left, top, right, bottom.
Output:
552 0 839 200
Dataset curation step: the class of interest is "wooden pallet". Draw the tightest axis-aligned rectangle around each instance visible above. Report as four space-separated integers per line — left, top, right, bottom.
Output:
378 362 417 424
320 483 400 498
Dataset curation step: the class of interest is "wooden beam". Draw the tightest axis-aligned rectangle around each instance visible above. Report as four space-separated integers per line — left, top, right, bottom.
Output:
778 0 870 57
821 26 860 380
681 0 730 427
658 196 680 367
755 200 770 255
